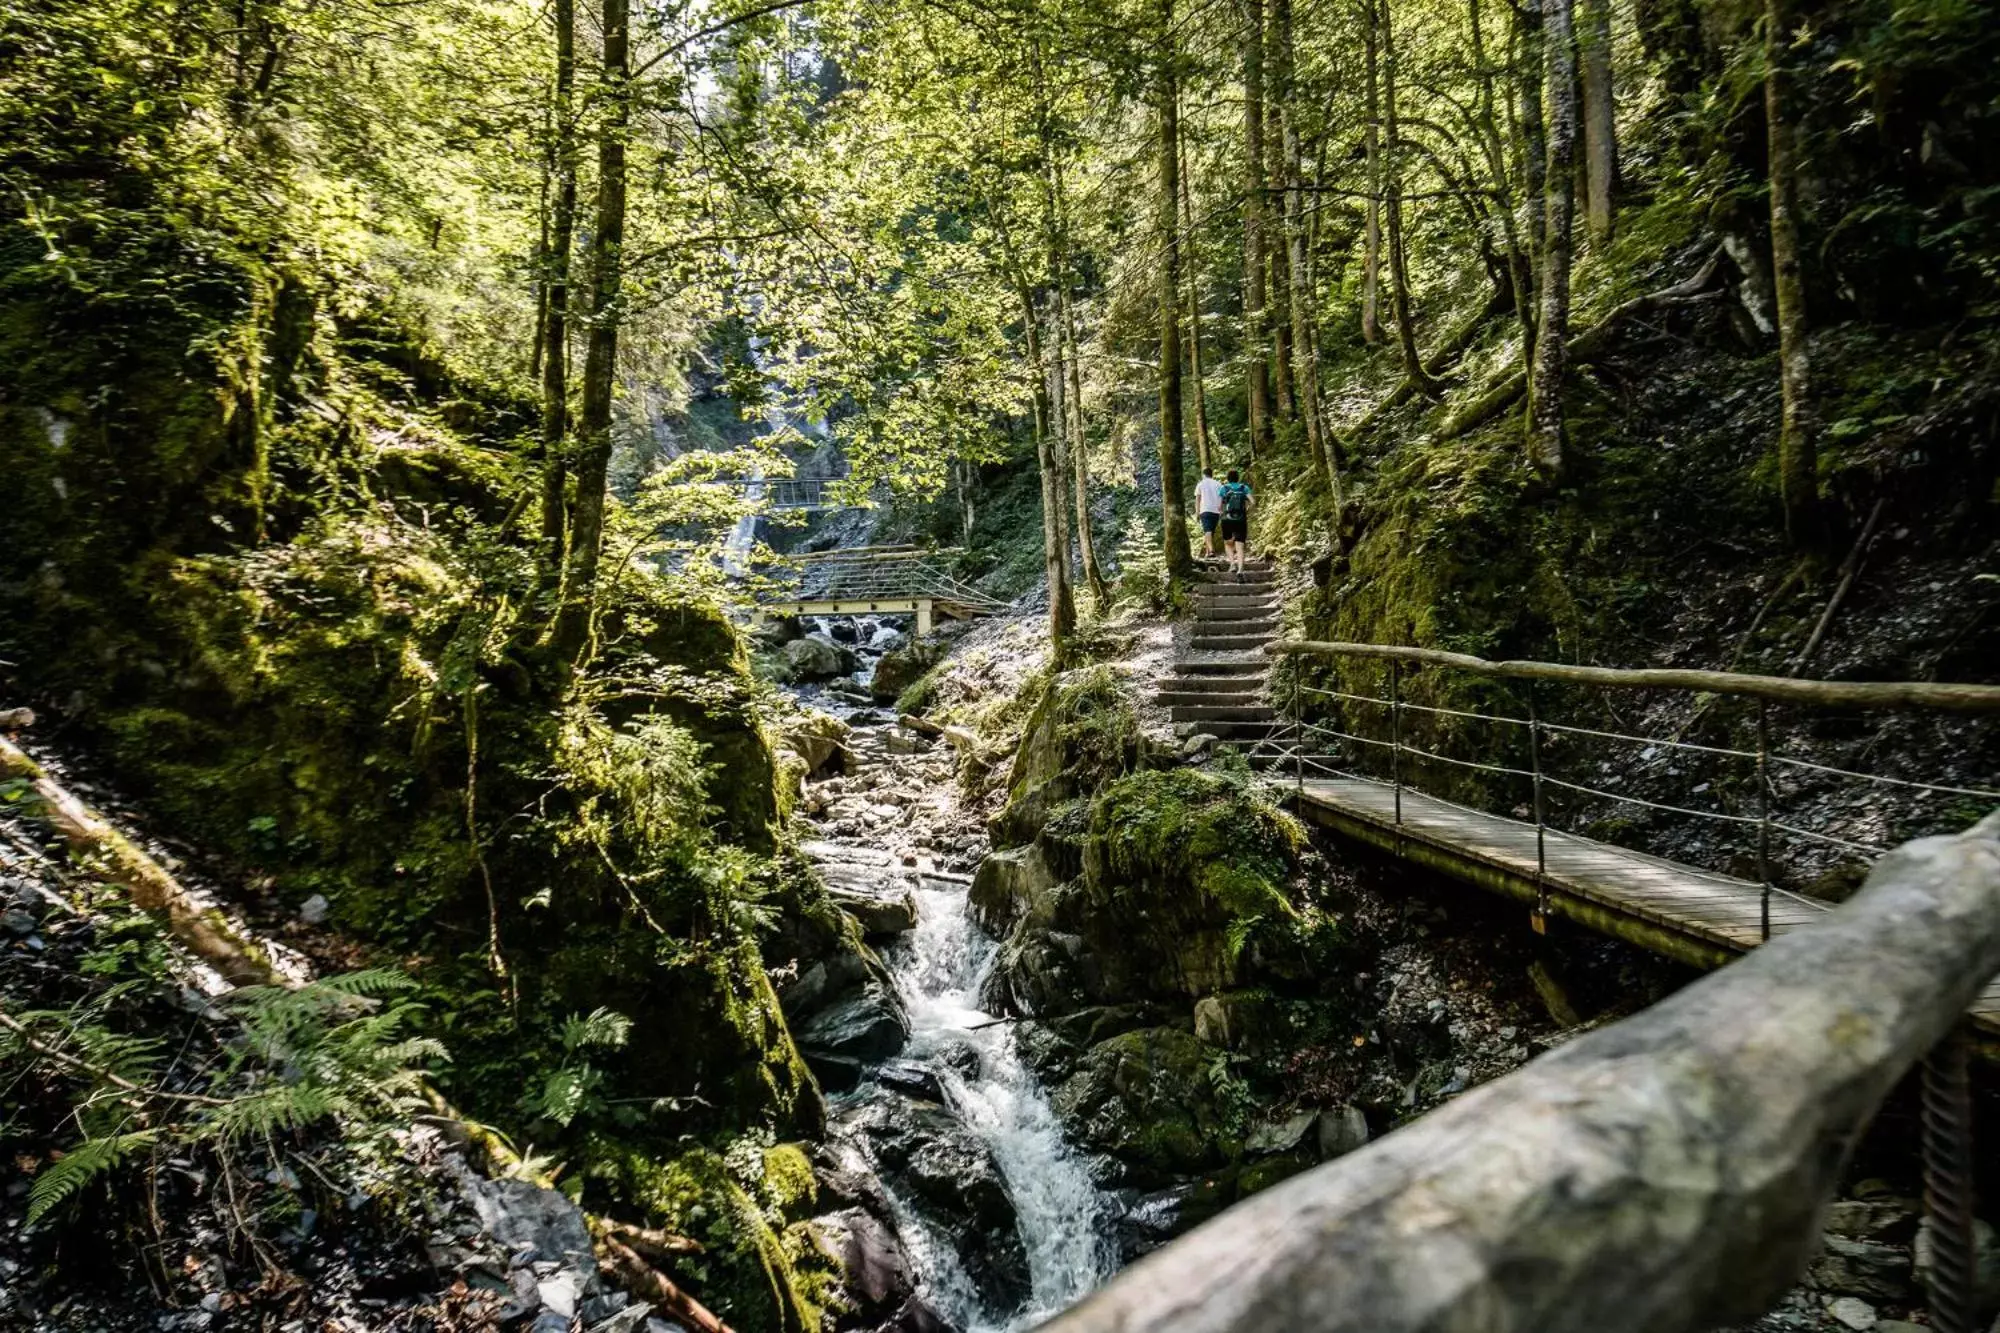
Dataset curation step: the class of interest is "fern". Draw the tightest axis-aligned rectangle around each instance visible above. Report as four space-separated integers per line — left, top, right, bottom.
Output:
560 1007 632 1053
28 1132 157 1222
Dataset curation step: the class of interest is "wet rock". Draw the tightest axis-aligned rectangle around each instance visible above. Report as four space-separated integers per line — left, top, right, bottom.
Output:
967 843 1060 937
817 1207 916 1324
794 982 908 1068
875 1060 947 1104
784 636 857 681
828 621 860 645
835 1091 1030 1312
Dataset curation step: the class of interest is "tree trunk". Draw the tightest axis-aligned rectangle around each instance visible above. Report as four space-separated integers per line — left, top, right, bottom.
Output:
1528 0 1577 477
1240 0 1274 468
1061 284 1109 606
1471 0 1536 354
548 0 628 669
1579 0 1617 245
1180 132 1215 475
1276 0 1336 504
1360 2 1383 345
1381 0 1439 396
1025 295 1077 654
1515 0 1547 348
1266 93 1295 421
537 0 577 600
1765 0 1819 547
1159 0 1194 579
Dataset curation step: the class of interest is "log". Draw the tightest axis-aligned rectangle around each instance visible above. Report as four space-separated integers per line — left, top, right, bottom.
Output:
1266 640 2000 713
0 734 280 985
598 1218 704 1260
598 1235 733 1333
1042 814 2000 1333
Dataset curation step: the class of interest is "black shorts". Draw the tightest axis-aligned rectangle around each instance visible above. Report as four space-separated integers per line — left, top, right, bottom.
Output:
1199 512 1220 533
1220 517 1248 543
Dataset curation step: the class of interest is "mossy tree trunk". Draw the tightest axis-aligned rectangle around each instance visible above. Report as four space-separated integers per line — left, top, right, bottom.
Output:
1276 0 1336 504
1265 49 1295 423
550 0 628 670
1381 0 1440 397
1360 0 1383 346
1765 0 1820 548
1239 0 1274 469
1159 0 1194 580
536 0 577 603
1026 294 1077 655
1470 0 1536 353
1528 0 1577 478
1180 131 1215 476
1514 0 1548 354
1062 282 1110 607
1579 0 1617 245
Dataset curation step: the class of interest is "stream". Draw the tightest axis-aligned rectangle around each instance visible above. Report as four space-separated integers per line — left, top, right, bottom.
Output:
778 615 1118 1333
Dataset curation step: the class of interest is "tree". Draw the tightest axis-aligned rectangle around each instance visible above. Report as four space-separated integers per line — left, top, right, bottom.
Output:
1578 0 1617 244
536 0 578 601
1275 0 1337 503
1381 0 1440 396
1527 0 1577 477
1360 0 1384 345
1765 0 1819 546
1159 0 1194 578
1240 0 1275 467
549 0 630 668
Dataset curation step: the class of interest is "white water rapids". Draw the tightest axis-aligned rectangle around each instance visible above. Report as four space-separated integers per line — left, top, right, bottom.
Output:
877 872 1119 1332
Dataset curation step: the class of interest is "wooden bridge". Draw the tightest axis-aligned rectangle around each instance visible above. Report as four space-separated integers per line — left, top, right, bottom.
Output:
754 545 1011 634
1261 640 2000 1041
718 476 868 513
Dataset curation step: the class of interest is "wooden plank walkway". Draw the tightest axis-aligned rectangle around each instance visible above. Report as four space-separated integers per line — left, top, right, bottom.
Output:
1289 775 2000 1038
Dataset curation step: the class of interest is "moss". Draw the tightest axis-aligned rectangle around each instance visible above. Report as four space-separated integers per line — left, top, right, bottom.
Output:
1088 769 1303 923
992 665 1142 846
586 1142 837 1333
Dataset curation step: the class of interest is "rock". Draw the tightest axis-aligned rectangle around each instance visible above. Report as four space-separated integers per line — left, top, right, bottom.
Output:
454 1172 596 1268
883 729 932 756
1193 990 1277 1052
1181 733 1216 759
875 1060 947 1104
1316 1105 1370 1161
295 893 331 925
817 1207 916 1323
1825 1296 1878 1330
1808 1235 1913 1301
968 843 1062 937
1 908 36 936
1052 1027 1239 1178
1244 1111 1318 1155
793 982 908 1066
828 620 860 644
1870 1323 1926 1333
783 635 857 681
870 639 946 703
781 712 852 779
587 1305 653 1333
817 859 918 938
1824 1198 1918 1242
538 1272 583 1320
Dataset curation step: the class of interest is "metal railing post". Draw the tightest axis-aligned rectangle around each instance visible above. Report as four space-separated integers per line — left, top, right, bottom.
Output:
1389 659 1403 825
1922 1022 1979 1333
1292 667 1304 799
1529 681 1548 931
1757 701 1773 943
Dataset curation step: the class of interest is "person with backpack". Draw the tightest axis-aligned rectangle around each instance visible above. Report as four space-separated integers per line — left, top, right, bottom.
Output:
1218 469 1253 574
1195 467 1225 557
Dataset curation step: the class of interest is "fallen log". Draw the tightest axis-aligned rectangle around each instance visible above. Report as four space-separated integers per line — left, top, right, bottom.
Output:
0 733 279 985
598 1218 705 1260
1043 814 2000 1333
598 1235 733 1333
1440 250 1725 439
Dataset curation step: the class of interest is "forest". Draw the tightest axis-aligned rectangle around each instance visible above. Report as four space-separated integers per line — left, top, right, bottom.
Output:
2 0 1998 1326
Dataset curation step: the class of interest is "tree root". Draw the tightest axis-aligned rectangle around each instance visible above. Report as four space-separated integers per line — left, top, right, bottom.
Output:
598 1235 734 1333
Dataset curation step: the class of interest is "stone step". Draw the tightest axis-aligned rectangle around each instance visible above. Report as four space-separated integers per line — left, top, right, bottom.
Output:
1192 632 1277 652
1170 704 1276 723
1180 719 1277 742
1157 691 1264 708
1194 602 1279 623
1200 569 1276 587
1175 657 1270 676
1158 675 1266 694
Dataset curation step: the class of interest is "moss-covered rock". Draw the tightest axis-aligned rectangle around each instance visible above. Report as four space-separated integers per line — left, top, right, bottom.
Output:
870 637 946 703
1051 1026 1242 1180
989 666 1141 848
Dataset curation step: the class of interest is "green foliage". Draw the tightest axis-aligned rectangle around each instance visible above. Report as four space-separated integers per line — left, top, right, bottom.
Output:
1089 768 1304 922
522 1007 635 1130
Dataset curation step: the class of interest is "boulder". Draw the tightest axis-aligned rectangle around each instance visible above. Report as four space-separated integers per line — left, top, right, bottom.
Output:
781 711 852 780
1052 1026 1240 1179
793 981 908 1070
1193 990 1278 1052
784 635 857 681
817 1207 916 1324
1808 1235 1913 1302
1316 1104 1371 1161
870 639 947 703
968 843 1062 937
834 1091 1030 1312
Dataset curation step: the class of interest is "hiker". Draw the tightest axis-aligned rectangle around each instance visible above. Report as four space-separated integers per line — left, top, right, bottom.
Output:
1195 466 1224 557
1219 469 1253 573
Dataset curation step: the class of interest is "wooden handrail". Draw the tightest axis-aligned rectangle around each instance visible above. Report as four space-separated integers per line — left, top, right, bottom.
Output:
1041 815 2000 1333
1267 640 2000 714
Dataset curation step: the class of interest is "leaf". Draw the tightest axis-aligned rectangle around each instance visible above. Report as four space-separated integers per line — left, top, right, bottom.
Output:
28 1132 156 1222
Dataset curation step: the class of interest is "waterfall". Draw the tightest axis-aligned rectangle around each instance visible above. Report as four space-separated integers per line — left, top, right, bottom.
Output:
883 874 1118 1332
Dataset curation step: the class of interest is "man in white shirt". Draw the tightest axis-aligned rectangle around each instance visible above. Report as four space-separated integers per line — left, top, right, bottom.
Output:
1195 467 1225 557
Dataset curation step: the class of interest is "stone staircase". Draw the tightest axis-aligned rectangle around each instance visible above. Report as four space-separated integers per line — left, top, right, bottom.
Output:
1159 558 1280 749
